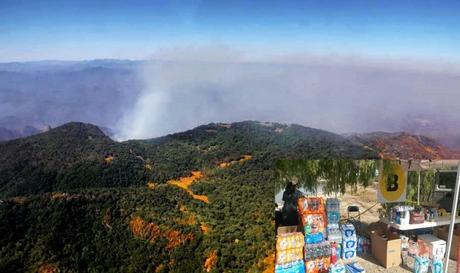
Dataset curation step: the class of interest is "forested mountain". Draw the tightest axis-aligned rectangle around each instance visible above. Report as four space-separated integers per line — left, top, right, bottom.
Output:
0 122 147 197
0 121 431 273
349 131 459 159
0 121 377 198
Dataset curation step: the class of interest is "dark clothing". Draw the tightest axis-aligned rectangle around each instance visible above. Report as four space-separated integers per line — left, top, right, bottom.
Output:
281 187 302 226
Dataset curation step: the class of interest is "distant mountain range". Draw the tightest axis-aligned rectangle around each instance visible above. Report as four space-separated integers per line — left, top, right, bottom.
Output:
1 119 456 160
1 59 460 150
0 124 50 142
350 131 459 159
0 60 142 133
0 122 113 142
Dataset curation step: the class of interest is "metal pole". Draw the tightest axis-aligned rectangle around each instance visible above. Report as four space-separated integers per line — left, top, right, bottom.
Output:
445 163 460 273
417 171 421 205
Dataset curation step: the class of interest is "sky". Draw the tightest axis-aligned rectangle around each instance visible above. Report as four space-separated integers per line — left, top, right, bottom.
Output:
1 1 460 145
1 0 459 62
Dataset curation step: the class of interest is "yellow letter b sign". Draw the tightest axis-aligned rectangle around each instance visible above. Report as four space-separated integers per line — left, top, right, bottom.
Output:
378 163 407 203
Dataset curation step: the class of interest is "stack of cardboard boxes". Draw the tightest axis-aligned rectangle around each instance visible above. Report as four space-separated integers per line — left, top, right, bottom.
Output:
275 226 306 273
341 223 357 261
434 225 459 261
418 234 446 273
297 197 330 273
326 198 342 263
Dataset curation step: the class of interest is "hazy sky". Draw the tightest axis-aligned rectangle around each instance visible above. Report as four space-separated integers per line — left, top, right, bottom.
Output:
1 1 460 146
1 0 459 62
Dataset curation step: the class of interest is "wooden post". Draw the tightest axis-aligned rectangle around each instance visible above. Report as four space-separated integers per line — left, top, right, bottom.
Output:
417 171 421 205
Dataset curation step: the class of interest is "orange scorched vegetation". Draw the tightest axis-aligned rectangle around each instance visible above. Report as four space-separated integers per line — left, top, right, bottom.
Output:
38 263 57 273
178 203 187 212
218 154 252 168
369 133 457 159
129 216 161 243
51 192 67 200
167 155 252 203
163 229 194 250
147 181 156 189
155 264 165 273
130 216 194 249
200 222 210 234
104 155 114 164
204 250 218 272
167 171 209 203
261 253 275 273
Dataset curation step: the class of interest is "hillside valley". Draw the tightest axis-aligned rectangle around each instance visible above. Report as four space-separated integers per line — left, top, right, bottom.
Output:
0 121 455 273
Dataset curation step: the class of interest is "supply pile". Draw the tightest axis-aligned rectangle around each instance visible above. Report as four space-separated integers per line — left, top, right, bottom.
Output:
326 198 342 263
276 228 305 273
276 196 367 273
341 223 357 261
299 197 330 272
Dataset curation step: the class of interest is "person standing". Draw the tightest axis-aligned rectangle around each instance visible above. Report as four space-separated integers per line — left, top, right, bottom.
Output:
281 181 302 226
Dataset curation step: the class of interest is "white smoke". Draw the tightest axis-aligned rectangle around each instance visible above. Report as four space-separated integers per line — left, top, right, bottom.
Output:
114 46 460 143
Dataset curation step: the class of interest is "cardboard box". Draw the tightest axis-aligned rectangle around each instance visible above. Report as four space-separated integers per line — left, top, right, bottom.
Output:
277 225 301 235
276 226 304 266
418 234 446 260
370 230 401 268
434 225 460 261
276 247 304 265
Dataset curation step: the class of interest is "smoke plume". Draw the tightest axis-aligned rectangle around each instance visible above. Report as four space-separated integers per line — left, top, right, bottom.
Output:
114 47 460 146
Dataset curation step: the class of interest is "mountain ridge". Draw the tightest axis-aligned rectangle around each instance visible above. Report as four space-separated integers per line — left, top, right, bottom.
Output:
349 131 458 159
0 120 378 198
0 120 455 273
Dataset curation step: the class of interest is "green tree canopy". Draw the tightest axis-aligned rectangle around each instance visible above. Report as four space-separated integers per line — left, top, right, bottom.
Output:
275 159 379 194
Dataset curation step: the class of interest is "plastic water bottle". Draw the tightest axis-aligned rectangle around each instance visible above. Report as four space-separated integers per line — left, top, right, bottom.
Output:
331 242 338 264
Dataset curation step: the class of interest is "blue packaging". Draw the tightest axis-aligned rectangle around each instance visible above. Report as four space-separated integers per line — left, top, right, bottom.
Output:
306 232 324 244
328 212 341 224
357 236 367 254
343 237 357 249
336 243 342 258
342 248 356 260
413 256 429 273
431 260 443 273
275 260 306 273
356 244 363 255
345 262 365 273
326 198 340 212
341 224 356 238
329 263 346 273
